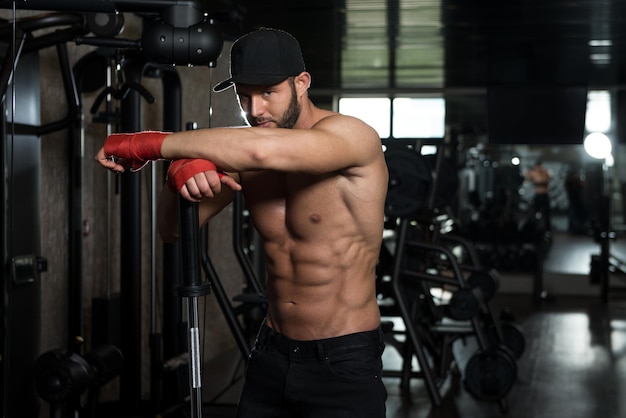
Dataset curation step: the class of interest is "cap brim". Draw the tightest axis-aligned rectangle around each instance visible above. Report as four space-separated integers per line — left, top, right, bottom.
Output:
213 74 292 93
213 78 234 92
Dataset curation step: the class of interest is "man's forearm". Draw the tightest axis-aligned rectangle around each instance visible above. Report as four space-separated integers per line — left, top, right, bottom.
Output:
161 127 276 173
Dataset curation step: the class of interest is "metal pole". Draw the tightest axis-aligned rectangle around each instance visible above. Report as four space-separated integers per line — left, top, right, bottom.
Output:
118 53 147 410
177 198 210 418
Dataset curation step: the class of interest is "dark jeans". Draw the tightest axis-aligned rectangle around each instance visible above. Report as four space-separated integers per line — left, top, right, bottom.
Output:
236 323 387 418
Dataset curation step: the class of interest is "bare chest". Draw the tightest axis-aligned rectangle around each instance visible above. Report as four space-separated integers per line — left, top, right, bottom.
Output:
241 171 347 240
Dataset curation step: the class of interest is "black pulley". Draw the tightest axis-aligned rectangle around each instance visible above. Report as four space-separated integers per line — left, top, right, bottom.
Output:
34 350 94 403
86 12 124 37
33 344 123 403
464 345 517 401
384 149 431 218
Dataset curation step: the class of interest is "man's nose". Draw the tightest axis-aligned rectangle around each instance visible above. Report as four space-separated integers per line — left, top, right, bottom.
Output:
249 96 265 117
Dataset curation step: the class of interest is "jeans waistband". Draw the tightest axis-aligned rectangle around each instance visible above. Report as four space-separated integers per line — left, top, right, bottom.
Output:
256 323 383 361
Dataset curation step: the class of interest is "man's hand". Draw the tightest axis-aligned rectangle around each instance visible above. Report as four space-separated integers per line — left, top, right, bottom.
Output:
95 131 169 172
167 158 242 202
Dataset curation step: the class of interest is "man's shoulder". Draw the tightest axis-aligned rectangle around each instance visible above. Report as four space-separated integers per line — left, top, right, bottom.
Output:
313 112 379 138
317 111 362 124
310 110 341 125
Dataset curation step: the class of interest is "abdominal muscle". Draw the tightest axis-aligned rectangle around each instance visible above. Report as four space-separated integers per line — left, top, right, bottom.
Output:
261 236 382 341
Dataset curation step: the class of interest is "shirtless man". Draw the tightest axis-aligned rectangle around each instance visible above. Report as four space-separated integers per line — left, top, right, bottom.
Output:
95 28 389 417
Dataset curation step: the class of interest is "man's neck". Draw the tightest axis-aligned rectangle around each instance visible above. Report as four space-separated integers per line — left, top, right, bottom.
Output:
294 99 332 129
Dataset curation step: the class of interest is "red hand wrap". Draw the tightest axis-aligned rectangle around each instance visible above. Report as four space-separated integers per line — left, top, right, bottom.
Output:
103 131 169 171
167 159 223 192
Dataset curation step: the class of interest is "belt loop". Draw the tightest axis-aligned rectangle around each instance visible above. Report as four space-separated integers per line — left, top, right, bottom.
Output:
316 342 328 361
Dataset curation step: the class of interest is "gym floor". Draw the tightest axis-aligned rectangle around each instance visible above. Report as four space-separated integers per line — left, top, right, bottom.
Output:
201 229 626 418
383 294 626 418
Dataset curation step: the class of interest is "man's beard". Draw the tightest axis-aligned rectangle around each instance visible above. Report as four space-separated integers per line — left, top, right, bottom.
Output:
275 87 301 129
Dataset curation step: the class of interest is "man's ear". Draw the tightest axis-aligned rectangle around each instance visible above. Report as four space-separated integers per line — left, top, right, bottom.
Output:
294 72 311 95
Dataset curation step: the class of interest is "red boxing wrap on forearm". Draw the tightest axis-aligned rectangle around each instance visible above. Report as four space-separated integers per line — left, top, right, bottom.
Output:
167 158 223 192
103 131 169 171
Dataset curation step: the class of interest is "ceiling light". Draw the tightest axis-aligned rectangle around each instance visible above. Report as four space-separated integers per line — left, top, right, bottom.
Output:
589 40 613 47
584 132 612 160
590 53 611 63
585 90 611 133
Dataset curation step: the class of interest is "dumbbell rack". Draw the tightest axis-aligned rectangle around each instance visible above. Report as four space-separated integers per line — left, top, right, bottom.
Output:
383 217 519 413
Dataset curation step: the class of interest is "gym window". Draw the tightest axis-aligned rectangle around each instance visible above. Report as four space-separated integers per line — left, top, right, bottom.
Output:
340 0 444 88
338 96 445 140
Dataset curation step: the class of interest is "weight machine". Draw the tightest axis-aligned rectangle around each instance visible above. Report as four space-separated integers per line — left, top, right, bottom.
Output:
0 1 233 417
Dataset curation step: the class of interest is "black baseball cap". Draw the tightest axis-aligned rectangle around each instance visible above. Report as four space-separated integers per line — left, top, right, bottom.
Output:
213 28 306 92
